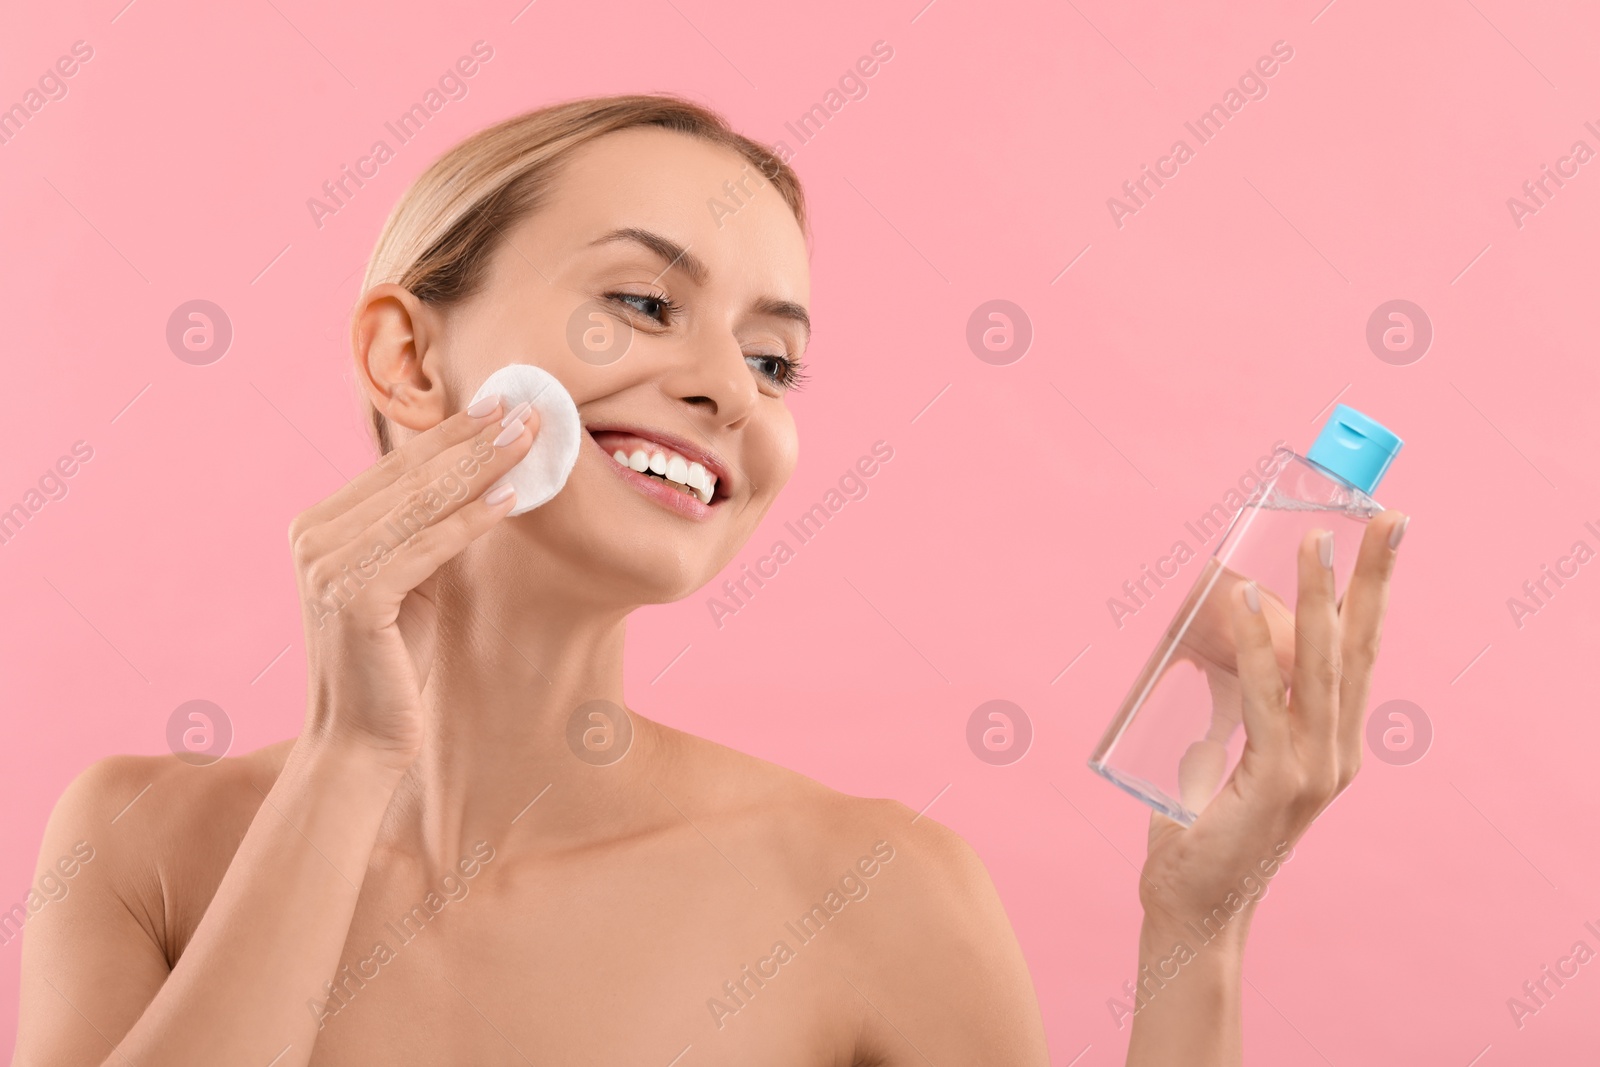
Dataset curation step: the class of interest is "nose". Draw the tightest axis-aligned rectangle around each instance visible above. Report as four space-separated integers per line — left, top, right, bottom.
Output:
660 333 759 428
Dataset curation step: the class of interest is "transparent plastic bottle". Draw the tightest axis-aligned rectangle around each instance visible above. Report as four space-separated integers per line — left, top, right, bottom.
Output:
1088 404 1403 826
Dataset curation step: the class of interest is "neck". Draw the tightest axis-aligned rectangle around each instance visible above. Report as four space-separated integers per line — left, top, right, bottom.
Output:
375 542 664 870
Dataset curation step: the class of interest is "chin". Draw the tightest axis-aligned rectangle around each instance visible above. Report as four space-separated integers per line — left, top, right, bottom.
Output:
498 460 755 607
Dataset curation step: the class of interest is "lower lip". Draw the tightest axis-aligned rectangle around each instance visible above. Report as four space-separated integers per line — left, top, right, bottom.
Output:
586 433 716 521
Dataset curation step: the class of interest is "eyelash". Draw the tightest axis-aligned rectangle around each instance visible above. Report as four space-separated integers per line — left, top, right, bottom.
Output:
603 290 808 391
606 290 684 322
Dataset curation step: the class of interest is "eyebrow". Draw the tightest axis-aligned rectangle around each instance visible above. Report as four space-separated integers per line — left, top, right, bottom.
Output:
752 297 811 341
589 226 811 341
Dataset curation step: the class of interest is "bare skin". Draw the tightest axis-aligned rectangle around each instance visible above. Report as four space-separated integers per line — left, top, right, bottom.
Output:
14 124 1406 1066
22 727 1040 1064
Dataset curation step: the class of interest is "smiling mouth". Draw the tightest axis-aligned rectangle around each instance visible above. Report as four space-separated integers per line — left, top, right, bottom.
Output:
588 430 720 505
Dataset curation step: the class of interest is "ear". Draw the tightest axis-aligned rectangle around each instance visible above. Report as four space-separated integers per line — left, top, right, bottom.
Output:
352 283 449 435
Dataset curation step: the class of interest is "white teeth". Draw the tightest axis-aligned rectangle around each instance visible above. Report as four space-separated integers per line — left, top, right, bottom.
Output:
686 463 715 504
606 437 719 504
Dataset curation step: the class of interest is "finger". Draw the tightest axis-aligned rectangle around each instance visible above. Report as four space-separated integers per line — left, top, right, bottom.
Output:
323 404 540 546
1253 580 1298 681
299 415 535 617
296 395 505 529
1233 579 1291 761
1287 527 1341 767
1335 510 1407 779
359 474 522 596
1177 668 1243 813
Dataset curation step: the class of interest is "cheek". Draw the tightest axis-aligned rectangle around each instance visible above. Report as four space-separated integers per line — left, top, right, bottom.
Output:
756 407 800 490
718 409 796 546
449 292 576 398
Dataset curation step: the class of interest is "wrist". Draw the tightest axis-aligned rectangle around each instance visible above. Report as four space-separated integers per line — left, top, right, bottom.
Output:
1139 908 1251 965
1125 915 1246 1066
1135 917 1245 1000
233 733 408 887
291 731 412 794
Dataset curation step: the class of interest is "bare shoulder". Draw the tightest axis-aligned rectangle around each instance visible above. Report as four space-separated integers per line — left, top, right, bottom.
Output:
39 739 297 954
51 738 296 849
645 718 1003 919
13 741 303 1060
645 720 1049 1058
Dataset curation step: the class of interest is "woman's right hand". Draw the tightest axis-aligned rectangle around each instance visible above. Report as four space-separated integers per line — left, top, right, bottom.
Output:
288 394 537 770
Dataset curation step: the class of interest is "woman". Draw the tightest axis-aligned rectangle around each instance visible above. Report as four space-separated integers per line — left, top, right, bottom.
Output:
15 95 1406 1065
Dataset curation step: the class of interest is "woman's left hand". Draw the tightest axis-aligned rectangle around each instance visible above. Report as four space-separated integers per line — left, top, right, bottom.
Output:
1122 511 1406 1066
1139 509 1408 953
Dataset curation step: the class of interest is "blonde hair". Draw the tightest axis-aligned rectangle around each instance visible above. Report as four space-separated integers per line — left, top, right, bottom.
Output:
358 93 808 454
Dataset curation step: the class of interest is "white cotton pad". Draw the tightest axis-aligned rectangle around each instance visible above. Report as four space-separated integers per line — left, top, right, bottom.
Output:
469 363 582 516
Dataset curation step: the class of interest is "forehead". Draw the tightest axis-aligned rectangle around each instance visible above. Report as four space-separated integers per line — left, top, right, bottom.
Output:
520 126 810 302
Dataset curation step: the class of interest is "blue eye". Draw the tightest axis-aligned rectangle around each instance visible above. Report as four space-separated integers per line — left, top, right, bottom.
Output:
603 290 809 392
748 353 809 391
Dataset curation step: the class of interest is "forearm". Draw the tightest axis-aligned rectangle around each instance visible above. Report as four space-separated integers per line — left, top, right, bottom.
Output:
1123 916 1245 1067
112 739 402 1067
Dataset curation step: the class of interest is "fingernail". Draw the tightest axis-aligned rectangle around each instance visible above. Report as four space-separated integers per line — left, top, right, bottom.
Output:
485 484 516 506
1318 530 1334 570
1244 581 1261 613
492 418 527 447
1389 515 1409 551
500 400 533 427
467 395 501 418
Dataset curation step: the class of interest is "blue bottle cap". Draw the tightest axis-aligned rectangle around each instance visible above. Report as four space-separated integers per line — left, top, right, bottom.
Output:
1306 404 1403 494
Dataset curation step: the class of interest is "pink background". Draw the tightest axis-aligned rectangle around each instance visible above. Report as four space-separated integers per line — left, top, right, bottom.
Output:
4 0 1598 1061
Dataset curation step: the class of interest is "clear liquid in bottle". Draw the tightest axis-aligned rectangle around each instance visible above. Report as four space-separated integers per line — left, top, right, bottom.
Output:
1088 405 1403 825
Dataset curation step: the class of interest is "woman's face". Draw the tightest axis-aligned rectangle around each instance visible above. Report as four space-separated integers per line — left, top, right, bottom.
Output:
366 127 811 605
